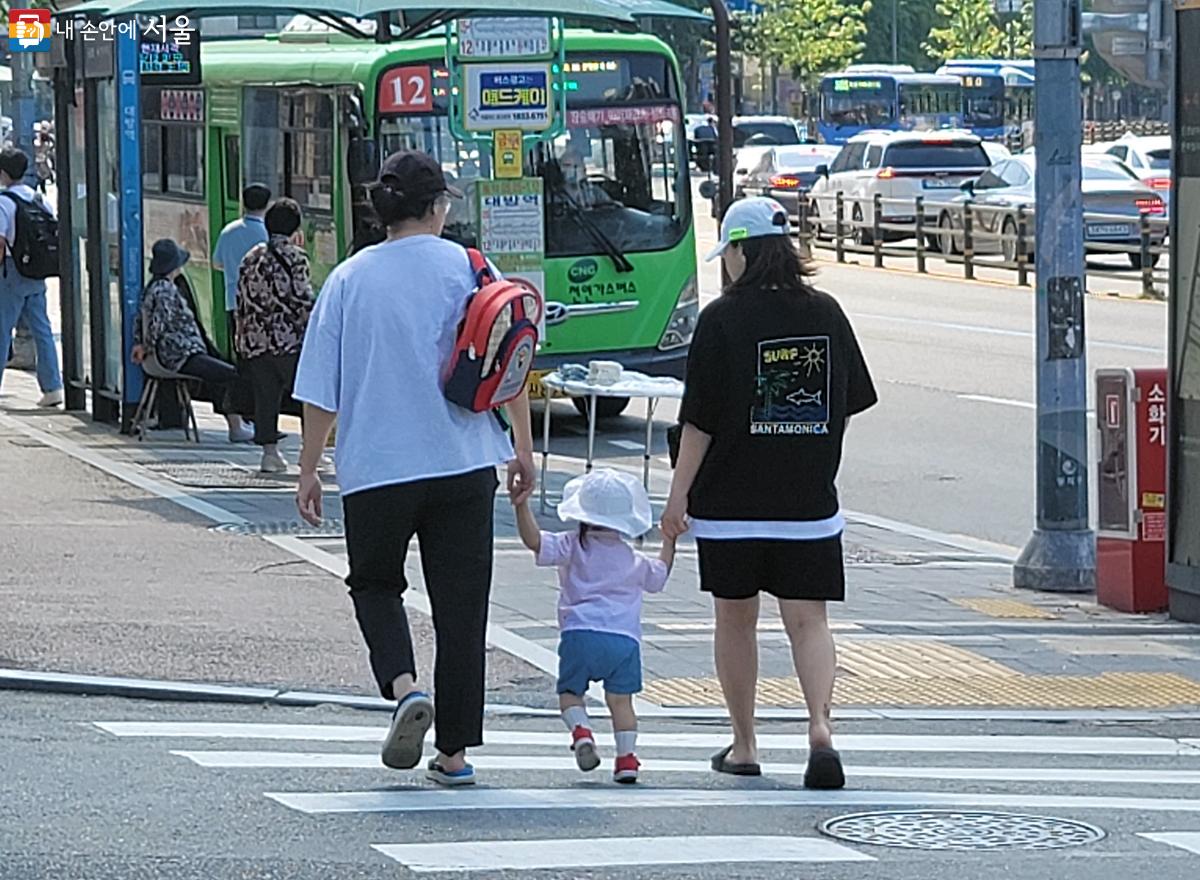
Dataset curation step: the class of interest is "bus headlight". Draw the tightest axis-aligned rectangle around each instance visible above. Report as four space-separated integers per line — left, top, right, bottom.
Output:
657 274 698 351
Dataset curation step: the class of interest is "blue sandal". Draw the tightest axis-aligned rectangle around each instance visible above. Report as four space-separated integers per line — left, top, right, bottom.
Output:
381 691 433 770
426 758 476 787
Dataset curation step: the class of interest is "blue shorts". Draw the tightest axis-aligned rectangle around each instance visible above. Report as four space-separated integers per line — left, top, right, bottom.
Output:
556 629 643 696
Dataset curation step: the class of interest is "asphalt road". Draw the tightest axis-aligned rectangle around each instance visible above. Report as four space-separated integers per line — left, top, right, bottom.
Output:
4 690 1200 880
558 206 1168 550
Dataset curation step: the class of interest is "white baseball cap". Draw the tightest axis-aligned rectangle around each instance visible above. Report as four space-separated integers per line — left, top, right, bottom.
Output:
557 468 653 538
705 196 791 261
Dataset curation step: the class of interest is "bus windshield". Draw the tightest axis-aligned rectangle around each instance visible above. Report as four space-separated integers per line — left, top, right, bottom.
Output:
377 53 687 259
821 78 895 127
958 75 1004 128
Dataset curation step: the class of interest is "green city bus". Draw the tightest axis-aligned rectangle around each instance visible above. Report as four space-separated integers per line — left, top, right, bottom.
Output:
140 22 697 416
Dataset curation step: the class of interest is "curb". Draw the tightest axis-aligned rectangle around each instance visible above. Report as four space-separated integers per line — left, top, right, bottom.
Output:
8 667 1200 724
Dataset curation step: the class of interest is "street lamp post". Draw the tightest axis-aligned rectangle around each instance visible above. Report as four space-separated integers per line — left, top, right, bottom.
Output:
893 0 899 65
1013 0 1095 593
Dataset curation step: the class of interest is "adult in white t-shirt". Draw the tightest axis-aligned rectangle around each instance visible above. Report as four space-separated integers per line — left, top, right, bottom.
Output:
293 150 535 787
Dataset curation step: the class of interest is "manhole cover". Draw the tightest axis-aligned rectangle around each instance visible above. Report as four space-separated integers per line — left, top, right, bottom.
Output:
212 519 346 538
820 810 1106 851
141 461 291 490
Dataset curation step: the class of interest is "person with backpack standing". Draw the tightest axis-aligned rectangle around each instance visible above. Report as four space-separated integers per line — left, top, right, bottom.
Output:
235 198 313 474
293 150 536 786
0 147 63 407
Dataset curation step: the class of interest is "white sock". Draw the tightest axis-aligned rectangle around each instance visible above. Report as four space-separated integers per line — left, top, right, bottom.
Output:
615 730 637 756
562 705 590 733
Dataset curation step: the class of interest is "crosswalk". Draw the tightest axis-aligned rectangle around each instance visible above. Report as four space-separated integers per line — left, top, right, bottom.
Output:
91 715 1200 874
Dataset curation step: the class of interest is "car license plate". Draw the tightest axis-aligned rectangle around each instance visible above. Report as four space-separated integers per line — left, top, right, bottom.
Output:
922 178 958 189
1087 223 1133 238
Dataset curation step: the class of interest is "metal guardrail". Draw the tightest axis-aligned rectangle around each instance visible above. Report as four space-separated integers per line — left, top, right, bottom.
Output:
792 190 1169 299
1082 120 1170 145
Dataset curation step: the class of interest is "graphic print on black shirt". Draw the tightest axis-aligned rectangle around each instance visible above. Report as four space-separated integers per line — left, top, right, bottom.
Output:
751 336 830 436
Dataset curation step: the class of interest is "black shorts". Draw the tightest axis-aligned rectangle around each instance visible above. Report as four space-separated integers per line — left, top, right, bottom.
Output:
696 536 846 602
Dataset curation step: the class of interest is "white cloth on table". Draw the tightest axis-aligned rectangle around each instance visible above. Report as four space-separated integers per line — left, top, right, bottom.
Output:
541 370 685 399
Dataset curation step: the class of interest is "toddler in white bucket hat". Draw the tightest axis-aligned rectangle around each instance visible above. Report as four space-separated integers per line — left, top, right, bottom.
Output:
515 468 676 784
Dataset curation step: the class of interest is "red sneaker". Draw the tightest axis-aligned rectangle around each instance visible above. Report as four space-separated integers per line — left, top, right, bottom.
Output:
570 725 600 772
613 753 640 784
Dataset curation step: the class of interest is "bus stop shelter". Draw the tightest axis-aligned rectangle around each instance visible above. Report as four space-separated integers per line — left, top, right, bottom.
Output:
47 0 730 426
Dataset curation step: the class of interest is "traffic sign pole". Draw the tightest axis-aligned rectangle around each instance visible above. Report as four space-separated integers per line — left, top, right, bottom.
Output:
1013 0 1096 593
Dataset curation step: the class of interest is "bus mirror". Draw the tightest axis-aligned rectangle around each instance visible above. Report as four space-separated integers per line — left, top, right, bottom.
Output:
348 137 379 185
815 164 829 178
698 180 717 200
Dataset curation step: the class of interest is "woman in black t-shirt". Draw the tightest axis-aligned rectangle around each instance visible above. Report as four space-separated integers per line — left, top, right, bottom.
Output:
662 197 877 790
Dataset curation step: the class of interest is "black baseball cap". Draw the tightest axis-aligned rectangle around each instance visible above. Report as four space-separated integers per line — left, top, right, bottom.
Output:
378 150 463 199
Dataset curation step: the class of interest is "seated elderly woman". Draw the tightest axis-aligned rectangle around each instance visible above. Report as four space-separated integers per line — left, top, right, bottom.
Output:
132 238 254 443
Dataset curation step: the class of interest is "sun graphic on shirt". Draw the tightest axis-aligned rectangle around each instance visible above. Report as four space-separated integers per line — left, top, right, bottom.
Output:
800 343 825 376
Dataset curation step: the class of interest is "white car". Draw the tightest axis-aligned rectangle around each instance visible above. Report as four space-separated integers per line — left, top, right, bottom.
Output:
733 145 775 197
808 130 991 245
1096 133 1171 210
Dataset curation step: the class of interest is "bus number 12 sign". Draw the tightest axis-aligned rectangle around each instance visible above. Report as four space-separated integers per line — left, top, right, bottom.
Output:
379 65 433 113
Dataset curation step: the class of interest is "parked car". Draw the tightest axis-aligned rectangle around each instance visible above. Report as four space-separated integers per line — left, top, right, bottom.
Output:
934 154 1167 268
1097 133 1171 211
808 130 991 245
741 144 842 221
982 141 1011 164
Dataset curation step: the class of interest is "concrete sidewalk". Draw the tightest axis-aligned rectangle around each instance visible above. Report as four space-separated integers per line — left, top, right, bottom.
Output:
4 366 1200 716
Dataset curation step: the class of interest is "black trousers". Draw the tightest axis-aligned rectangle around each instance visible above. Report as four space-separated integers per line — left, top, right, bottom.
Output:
343 467 498 756
243 353 299 446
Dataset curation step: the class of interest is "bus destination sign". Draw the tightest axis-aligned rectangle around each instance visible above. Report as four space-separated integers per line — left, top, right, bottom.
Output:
464 63 552 132
458 17 551 59
833 78 883 92
138 25 200 85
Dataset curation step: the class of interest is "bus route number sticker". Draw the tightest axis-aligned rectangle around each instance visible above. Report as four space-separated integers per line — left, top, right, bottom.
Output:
379 66 433 113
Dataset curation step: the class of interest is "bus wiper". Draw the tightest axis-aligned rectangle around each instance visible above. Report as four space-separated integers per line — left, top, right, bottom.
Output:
553 182 635 273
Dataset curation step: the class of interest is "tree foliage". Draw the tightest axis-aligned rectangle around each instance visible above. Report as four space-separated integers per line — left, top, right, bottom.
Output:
639 0 712 111
922 0 1004 63
861 0 942 70
740 0 872 84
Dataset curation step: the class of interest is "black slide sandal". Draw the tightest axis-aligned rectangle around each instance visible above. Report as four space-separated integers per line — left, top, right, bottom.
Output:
711 744 762 777
804 746 846 790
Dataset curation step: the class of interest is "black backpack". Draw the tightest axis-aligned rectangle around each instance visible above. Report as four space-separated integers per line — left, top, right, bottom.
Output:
2 191 60 279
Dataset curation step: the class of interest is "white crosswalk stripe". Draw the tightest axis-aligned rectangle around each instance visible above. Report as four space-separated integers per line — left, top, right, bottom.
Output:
91 717 1200 872
371 836 874 872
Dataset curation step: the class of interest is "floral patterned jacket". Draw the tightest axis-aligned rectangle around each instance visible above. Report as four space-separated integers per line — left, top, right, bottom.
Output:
133 277 207 373
235 235 314 360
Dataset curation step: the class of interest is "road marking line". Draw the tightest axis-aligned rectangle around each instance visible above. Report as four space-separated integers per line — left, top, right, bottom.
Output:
269 787 1200 816
607 439 644 451
852 311 1163 354
957 394 1036 410
94 723 1200 755
371 836 873 871
1139 832 1200 855
173 750 1200 785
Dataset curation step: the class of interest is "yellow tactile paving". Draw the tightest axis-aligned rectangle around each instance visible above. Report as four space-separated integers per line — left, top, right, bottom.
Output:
642 672 1200 710
951 597 1060 620
836 640 1019 680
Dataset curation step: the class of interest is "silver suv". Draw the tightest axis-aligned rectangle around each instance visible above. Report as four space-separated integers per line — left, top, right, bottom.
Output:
809 130 991 244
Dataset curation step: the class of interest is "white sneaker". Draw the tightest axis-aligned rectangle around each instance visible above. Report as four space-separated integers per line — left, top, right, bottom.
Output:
228 424 255 444
37 389 63 408
260 449 289 474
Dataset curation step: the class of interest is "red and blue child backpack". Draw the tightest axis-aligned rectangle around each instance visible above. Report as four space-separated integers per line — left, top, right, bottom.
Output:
444 248 542 413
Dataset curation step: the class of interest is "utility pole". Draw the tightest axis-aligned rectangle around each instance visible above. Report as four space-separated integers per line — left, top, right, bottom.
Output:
892 0 899 65
1013 0 1095 593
